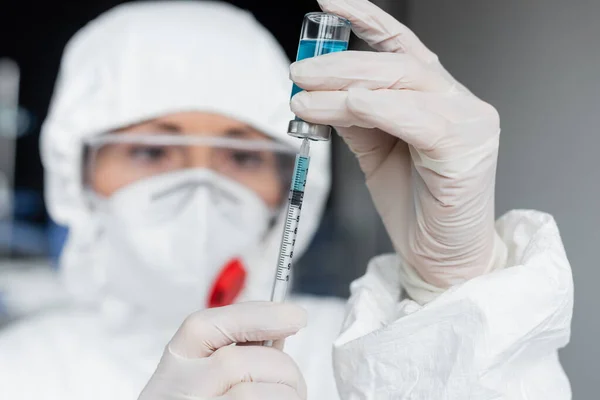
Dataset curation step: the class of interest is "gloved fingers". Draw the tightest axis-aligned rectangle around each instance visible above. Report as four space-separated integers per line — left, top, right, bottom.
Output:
236 339 285 350
291 89 446 153
169 302 307 358
291 51 453 93
219 383 304 400
291 91 357 128
292 88 498 156
141 342 306 399
316 0 437 65
335 126 401 178
315 0 471 95
210 345 307 398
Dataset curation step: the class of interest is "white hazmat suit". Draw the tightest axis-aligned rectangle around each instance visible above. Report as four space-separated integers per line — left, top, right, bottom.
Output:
0 1 573 399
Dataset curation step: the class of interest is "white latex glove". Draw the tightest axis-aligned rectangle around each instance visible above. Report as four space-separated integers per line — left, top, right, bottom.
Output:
290 0 507 300
138 302 308 400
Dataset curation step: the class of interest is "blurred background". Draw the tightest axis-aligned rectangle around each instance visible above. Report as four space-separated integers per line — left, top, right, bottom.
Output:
0 0 597 397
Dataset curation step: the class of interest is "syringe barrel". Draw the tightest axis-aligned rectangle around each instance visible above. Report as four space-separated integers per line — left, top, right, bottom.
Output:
288 13 351 142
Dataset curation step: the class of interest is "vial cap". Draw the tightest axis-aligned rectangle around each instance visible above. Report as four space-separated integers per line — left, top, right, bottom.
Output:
287 120 331 141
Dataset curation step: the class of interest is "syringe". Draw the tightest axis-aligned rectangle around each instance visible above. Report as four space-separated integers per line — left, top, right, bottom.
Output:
270 138 311 303
264 13 351 346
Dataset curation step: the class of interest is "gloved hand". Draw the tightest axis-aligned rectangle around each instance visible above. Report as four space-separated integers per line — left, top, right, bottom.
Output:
291 0 508 301
138 302 308 400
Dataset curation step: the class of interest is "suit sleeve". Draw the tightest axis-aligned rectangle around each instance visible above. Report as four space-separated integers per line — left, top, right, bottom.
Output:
333 210 573 399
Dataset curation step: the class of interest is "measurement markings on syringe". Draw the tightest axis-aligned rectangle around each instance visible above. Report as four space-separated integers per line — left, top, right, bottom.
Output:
274 155 309 282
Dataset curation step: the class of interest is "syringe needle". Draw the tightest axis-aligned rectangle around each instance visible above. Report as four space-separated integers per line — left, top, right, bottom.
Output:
299 137 310 157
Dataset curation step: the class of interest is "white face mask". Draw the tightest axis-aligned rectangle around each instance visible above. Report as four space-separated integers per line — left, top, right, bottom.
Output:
89 169 273 321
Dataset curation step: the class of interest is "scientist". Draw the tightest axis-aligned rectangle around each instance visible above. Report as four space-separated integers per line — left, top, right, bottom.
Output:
0 0 573 399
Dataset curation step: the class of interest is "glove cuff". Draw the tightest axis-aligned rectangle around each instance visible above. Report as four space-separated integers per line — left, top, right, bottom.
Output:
399 231 508 305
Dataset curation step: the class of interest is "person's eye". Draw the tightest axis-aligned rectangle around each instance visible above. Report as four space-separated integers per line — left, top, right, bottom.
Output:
128 145 169 163
229 150 265 168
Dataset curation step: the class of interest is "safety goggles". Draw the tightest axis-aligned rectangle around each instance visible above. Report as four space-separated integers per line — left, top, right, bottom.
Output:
83 133 298 207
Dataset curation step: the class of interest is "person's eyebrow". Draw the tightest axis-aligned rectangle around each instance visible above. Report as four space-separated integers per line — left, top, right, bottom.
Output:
149 121 183 133
225 127 270 139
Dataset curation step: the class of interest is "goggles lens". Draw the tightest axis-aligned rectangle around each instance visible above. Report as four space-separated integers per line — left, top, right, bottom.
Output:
84 133 298 207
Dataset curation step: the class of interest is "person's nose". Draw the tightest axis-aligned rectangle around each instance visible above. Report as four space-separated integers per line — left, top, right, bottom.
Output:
184 146 212 169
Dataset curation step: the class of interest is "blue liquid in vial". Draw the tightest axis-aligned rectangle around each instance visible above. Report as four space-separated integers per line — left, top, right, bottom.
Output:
291 39 349 98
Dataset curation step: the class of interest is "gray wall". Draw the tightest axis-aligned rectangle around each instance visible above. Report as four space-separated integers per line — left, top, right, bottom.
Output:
406 0 599 396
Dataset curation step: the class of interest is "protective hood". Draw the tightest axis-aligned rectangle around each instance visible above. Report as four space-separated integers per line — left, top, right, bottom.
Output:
40 1 331 313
